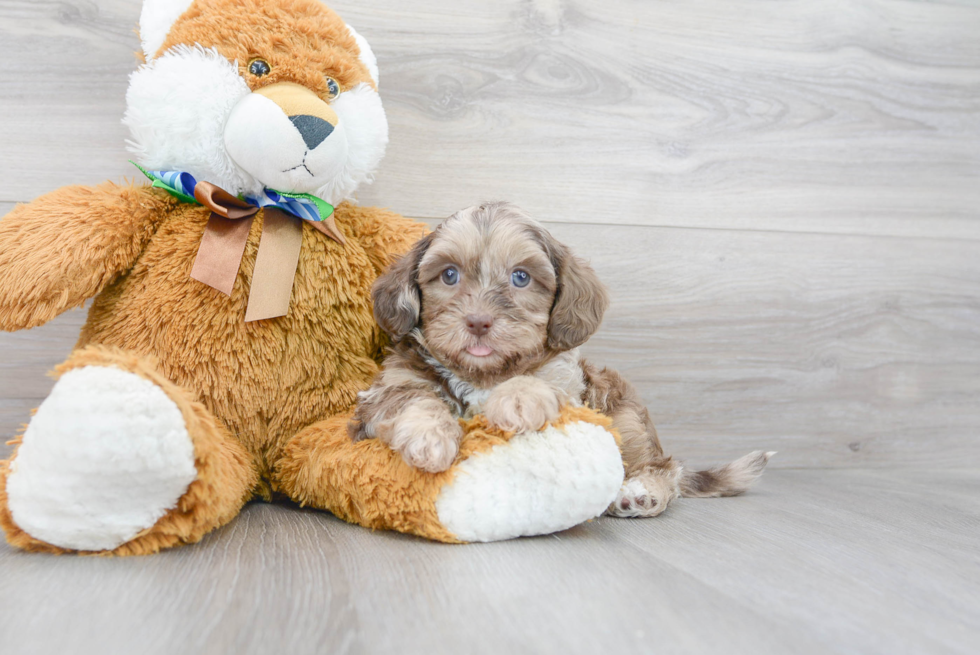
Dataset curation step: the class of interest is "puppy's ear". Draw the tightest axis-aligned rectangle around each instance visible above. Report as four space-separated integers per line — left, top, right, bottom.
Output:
546 240 610 351
372 232 435 340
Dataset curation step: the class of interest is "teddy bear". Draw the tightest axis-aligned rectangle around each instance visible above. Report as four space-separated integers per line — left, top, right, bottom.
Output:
0 0 625 554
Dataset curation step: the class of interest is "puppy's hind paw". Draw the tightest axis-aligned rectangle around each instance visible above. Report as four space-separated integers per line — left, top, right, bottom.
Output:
606 477 674 518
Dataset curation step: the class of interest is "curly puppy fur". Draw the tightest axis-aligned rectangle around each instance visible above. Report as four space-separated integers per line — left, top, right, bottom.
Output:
351 202 773 516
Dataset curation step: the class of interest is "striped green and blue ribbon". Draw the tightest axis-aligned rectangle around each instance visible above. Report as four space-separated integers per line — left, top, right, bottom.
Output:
132 162 334 222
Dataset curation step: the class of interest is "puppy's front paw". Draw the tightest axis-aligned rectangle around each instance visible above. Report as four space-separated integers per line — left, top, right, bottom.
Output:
484 376 561 433
389 399 463 473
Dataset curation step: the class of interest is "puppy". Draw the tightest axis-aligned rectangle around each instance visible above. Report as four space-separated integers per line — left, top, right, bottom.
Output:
350 202 772 517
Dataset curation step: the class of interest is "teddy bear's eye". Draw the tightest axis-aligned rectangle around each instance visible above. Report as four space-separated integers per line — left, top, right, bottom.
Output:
248 58 271 77
325 76 340 99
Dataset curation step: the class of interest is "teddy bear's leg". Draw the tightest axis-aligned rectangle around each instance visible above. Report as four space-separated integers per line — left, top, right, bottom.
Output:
273 409 626 543
271 415 460 540
0 345 257 555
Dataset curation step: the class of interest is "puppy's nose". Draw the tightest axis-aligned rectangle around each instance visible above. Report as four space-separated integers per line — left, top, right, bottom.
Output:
465 314 494 336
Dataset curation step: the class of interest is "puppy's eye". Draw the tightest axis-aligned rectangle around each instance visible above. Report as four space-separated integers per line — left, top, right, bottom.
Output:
441 267 460 285
248 58 271 77
511 269 531 288
325 76 340 99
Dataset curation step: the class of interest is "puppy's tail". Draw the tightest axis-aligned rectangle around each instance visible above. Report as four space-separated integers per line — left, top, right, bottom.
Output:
678 450 776 498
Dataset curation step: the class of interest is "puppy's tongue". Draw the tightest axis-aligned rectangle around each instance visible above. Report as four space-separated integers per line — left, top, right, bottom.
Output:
466 345 494 357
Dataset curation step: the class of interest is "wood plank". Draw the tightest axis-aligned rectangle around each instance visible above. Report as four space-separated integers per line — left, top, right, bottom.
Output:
353 0 980 238
0 504 813 655
421 218 980 468
0 469 976 654
600 468 980 655
0 309 86 400
554 222 980 468
0 306 85 457
1 1 978 239
1 217 978 468
0 1 140 198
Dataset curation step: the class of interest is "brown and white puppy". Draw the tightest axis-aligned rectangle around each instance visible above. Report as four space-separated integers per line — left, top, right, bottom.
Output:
350 202 772 517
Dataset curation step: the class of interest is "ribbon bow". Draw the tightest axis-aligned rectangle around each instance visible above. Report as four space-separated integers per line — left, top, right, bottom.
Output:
135 164 345 322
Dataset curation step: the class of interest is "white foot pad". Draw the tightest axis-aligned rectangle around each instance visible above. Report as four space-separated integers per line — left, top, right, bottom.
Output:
6 366 197 551
435 421 624 542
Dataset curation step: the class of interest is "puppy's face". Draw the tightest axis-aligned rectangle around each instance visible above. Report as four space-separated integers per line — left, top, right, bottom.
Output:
416 211 558 375
373 203 609 384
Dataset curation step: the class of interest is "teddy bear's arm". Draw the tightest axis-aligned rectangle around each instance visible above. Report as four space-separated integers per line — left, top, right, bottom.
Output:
0 182 178 331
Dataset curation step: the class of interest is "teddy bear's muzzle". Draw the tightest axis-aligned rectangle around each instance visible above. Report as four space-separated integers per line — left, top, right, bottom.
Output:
254 82 340 141
223 82 349 196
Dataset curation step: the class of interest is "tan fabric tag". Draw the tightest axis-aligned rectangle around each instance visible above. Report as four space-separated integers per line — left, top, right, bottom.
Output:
190 212 255 295
244 208 304 322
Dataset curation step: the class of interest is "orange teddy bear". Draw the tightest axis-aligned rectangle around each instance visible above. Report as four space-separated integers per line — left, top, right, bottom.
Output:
0 0 625 554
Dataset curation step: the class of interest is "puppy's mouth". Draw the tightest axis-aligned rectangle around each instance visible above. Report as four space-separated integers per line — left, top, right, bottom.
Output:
465 345 495 358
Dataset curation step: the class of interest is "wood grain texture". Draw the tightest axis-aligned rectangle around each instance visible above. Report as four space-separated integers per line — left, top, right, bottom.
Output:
0 306 86 459
351 0 980 238
0 469 977 655
558 222 980 469
0 1 978 239
2 216 978 468
0 1 139 198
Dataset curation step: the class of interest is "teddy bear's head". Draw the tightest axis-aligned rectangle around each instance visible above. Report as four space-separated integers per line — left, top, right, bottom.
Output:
125 0 385 206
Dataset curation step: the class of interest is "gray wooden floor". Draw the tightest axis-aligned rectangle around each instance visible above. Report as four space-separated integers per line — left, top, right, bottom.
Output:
0 469 976 655
1 1 979 653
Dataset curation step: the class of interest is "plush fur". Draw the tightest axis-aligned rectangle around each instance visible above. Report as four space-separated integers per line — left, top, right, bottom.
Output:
352 202 774 517
0 0 423 553
6 364 198 551
0 345 257 555
140 0 196 60
125 45 256 196
278 405 621 543
0 0 627 552
127 0 387 203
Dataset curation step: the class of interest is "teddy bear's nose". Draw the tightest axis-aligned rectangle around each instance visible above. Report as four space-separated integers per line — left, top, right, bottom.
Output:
289 115 334 150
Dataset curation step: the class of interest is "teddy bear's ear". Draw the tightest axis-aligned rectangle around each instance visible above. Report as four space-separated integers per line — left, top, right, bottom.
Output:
346 23 380 85
140 0 195 61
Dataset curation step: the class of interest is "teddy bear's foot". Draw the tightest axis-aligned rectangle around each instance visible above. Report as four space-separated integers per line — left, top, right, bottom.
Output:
0 346 257 554
4 365 195 550
434 419 625 541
